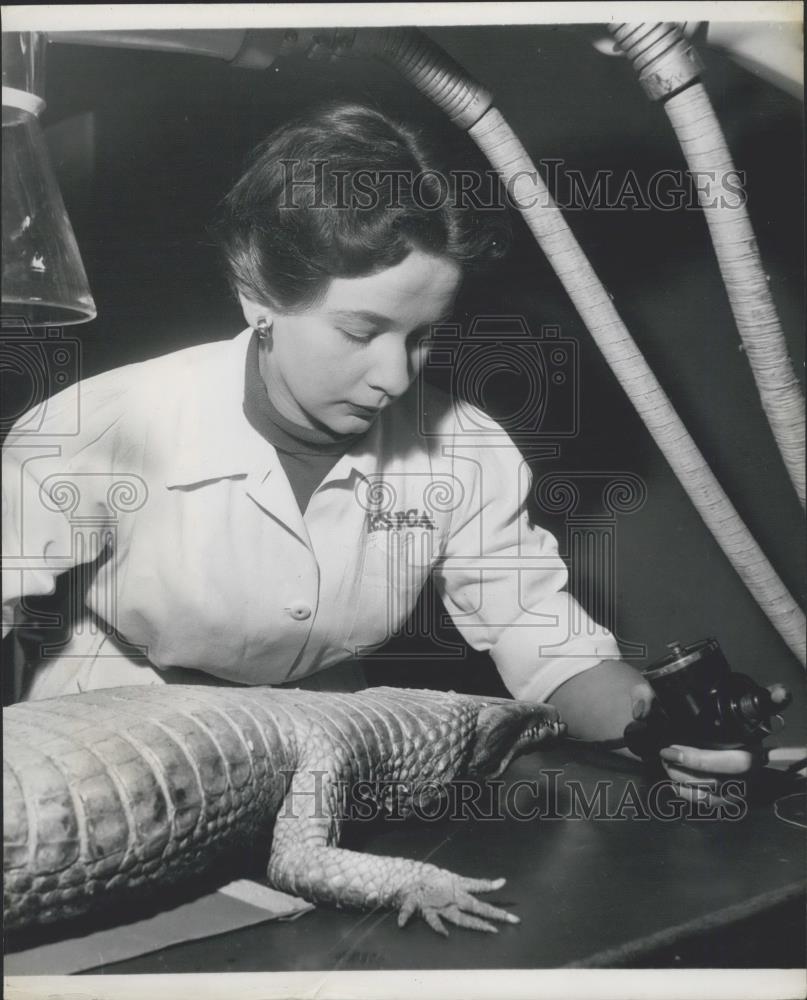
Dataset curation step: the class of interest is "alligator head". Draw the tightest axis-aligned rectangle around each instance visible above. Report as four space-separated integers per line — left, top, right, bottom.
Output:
462 695 565 779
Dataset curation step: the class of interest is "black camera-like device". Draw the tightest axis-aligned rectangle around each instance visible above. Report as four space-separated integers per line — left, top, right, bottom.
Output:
623 638 791 758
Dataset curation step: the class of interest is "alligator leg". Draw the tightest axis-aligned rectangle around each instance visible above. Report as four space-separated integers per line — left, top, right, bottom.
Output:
265 767 519 935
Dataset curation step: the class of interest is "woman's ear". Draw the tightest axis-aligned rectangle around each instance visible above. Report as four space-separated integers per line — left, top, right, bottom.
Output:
238 292 275 331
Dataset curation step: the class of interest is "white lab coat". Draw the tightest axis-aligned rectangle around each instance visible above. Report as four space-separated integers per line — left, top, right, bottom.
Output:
2 328 620 702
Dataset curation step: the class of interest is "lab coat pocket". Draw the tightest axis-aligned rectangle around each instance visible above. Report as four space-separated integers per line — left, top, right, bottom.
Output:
341 527 436 656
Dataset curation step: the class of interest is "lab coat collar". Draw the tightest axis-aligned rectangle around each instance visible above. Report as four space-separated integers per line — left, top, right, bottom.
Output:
164 328 382 489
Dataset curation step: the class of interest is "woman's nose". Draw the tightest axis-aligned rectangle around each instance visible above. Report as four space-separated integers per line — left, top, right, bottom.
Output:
366 335 414 399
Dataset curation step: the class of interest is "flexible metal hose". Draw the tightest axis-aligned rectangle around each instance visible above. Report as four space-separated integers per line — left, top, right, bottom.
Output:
609 22 805 508
339 27 806 666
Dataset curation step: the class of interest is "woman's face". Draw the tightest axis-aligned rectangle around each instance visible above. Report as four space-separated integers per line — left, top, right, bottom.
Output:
241 250 462 435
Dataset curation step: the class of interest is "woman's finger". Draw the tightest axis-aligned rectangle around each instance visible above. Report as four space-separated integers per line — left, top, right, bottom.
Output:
659 744 760 775
661 762 720 791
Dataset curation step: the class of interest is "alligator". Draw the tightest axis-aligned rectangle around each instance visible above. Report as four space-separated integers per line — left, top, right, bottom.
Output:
3 685 563 936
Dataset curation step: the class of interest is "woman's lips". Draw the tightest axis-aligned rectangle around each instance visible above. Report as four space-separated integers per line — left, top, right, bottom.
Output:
345 402 381 417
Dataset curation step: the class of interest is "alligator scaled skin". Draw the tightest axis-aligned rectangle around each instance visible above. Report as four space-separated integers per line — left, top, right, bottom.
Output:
4 685 562 936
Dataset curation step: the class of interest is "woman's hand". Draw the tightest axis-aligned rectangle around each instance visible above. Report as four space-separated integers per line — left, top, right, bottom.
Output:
631 681 764 804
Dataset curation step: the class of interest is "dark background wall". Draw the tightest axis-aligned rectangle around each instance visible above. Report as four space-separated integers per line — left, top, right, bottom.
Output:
8 24 804 735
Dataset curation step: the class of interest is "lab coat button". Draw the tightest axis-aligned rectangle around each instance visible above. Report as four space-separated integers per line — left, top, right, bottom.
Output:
288 601 312 621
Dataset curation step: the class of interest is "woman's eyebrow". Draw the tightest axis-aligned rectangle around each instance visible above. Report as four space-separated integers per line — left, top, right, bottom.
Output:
328 309 391 325
328 308 456 326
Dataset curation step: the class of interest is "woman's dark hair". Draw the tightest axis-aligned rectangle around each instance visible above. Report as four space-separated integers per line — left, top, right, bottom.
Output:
213 101 511 310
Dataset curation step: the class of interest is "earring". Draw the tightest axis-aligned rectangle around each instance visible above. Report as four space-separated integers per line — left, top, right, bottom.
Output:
256 318 272 341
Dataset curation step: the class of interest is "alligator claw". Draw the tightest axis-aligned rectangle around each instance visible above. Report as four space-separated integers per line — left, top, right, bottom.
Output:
396 870 517 935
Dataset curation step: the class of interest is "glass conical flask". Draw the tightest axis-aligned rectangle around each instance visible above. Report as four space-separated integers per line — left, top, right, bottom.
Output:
2 32 96 325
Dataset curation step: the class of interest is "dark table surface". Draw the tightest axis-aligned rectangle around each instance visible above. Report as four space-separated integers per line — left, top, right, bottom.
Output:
6 745 805 974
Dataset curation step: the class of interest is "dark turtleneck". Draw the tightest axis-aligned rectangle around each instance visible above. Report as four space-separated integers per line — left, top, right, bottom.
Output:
242 331 364 513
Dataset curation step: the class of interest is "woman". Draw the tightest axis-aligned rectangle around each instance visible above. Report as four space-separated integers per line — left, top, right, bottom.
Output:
2 101 754 797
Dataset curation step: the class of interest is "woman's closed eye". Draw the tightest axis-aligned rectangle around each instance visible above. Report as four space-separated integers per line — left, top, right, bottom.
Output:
337 327 377 345
336 325 436 348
